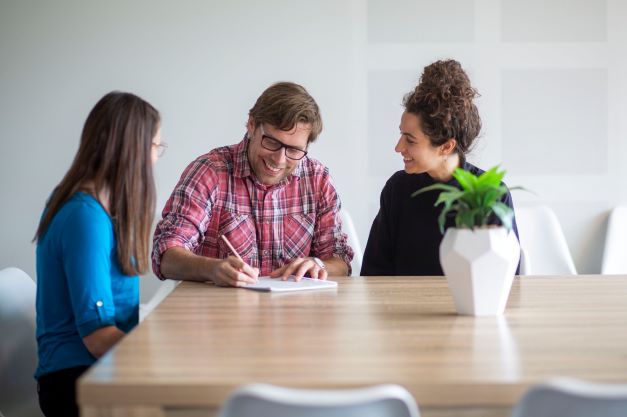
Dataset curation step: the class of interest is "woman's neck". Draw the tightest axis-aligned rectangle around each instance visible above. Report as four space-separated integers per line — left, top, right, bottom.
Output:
79 181 111 215
429 153 461 182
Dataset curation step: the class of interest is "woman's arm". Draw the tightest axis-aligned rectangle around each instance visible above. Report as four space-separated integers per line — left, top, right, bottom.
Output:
361 180 396 276
82 326 125 358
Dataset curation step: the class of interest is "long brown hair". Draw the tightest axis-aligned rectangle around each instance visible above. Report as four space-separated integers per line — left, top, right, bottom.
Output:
34 91 159 276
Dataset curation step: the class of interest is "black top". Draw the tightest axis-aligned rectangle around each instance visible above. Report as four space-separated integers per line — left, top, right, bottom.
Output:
361 162 520 276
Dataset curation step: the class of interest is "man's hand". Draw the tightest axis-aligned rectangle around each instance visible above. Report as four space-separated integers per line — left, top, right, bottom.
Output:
269 257 328 281
210 256 260 287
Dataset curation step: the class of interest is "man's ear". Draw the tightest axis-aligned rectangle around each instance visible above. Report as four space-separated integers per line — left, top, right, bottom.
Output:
441 138 457 156
246 116 255 138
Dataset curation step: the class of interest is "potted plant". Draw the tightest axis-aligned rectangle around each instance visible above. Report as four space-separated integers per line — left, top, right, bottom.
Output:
413 166 521 316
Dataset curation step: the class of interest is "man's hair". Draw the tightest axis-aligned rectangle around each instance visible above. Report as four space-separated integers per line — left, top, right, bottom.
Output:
249 82 323 143
403 59 481 161
34 91 160 276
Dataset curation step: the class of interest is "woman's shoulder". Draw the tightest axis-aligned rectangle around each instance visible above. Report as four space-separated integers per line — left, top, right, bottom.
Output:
462 161 484 176
63 192 108 217
57 193 112 234
39 192 113 247
386 170 417 187
384 170 433 192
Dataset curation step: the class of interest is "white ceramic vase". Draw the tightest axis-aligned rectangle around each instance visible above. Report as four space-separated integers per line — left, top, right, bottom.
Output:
439 227 520 316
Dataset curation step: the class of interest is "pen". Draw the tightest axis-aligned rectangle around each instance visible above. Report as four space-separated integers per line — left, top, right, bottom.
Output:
221 235 243 261
221 234 259 284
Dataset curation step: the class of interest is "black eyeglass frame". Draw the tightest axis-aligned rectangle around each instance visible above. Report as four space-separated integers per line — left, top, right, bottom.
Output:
258 125 308 161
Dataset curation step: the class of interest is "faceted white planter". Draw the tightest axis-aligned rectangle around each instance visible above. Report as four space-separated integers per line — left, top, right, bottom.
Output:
440 227 520 316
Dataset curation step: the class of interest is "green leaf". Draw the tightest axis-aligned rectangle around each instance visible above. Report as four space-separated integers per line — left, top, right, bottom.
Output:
452 168 477 192
508 185 534 195
476 166 505 188
481 188 500 207
411 165 528 233
438 204 452 233
456 210 475 230
492 202 514 231
411 183 459 198
435 190 465 208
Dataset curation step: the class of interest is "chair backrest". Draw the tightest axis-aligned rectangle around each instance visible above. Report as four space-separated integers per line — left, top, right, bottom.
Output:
515 206 577 275
340 209 363 275
601 206 627 274
511 378 627 417
218 384 420 417
0 267 42 417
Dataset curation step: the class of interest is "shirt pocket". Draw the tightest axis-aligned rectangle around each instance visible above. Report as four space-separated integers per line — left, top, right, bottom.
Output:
218 211 258 265
282 212 316 260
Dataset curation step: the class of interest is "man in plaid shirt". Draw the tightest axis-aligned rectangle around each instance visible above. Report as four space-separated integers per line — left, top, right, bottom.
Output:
152 82 353 286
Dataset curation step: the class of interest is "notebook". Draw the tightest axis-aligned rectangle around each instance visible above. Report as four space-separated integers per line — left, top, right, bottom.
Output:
243 276 338 292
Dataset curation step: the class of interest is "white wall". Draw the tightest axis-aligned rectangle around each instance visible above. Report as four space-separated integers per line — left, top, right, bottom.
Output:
1 0 625 301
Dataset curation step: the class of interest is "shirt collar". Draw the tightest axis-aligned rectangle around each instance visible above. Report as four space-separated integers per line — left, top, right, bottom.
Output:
233 136 252 179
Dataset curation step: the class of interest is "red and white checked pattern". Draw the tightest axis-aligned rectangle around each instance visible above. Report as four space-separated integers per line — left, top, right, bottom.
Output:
152 137 353 277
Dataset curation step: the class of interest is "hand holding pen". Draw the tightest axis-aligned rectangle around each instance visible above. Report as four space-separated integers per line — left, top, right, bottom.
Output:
212 235 259 287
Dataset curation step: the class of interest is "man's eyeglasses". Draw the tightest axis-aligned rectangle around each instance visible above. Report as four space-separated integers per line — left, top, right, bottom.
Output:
259 126 308 161
152 141 168 158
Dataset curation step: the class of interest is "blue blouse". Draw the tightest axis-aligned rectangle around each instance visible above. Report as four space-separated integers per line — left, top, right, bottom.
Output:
35 192 138 379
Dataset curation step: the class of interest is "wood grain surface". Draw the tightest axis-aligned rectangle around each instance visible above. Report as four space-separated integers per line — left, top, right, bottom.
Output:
79 275 627 416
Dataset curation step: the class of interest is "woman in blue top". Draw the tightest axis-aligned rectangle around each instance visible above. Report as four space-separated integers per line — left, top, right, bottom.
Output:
33 91 163 417
361 59 519 276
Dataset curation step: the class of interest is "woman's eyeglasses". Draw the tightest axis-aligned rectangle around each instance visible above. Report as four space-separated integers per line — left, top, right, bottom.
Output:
152 142 168 158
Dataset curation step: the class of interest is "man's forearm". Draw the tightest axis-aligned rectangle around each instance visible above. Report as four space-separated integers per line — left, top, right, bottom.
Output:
322 256 350 277
160 247 219 282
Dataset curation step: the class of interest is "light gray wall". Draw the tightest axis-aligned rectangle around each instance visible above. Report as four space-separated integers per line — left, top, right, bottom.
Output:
1 0 626 301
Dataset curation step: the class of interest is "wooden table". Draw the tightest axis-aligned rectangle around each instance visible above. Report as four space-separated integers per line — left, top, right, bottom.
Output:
78 276 627 417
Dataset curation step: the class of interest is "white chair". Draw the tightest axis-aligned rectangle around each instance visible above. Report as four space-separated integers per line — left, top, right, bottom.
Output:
511 378 627 417
340 209 363 275
139 279 180 322
601 206 627 274
218 384 420 417
515 206 577 275
0 267 43 417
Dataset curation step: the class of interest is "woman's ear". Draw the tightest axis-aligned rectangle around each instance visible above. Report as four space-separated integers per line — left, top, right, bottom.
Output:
441 138 457 156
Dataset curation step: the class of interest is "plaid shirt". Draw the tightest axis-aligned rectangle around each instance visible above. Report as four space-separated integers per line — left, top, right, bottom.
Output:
152 136 353 278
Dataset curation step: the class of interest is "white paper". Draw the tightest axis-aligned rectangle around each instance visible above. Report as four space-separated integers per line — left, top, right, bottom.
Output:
243 276 337 292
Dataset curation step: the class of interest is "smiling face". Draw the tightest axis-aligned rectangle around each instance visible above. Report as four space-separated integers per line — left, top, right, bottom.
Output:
246 117 310 186
395 111 459 181
395 112 444 174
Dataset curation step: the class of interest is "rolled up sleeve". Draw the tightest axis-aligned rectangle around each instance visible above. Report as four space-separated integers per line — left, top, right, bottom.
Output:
61 205 117 337
152 158 216 279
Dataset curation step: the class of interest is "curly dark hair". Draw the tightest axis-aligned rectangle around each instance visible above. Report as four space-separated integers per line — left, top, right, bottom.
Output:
403 59 481 161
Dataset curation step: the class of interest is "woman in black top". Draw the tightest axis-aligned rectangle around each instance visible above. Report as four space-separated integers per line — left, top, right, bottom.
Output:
361 59 519 276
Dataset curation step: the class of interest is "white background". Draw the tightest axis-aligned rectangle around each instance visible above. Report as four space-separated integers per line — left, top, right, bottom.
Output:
1 0 626 301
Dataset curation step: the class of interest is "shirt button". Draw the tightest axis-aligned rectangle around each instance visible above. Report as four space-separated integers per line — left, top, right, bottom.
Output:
263 250 269 256
96 300 103 307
